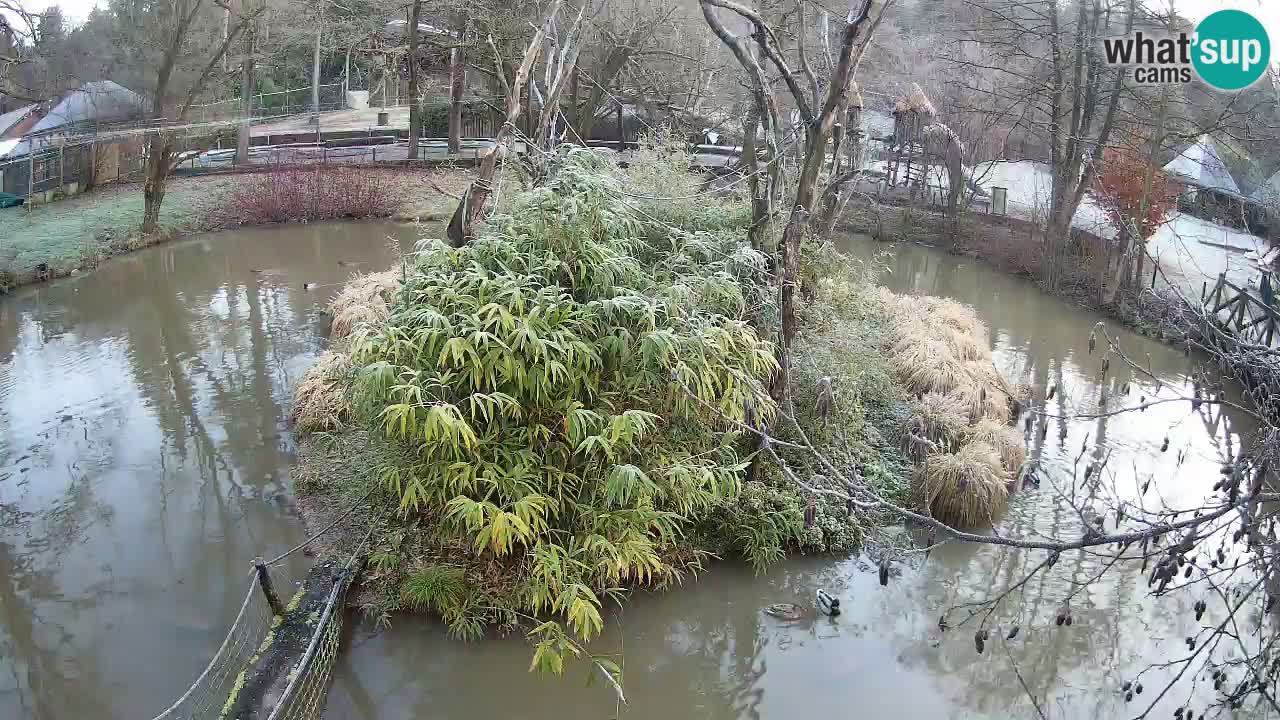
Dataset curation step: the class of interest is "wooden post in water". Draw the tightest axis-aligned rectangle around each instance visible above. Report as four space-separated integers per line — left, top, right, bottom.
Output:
254 557 284 615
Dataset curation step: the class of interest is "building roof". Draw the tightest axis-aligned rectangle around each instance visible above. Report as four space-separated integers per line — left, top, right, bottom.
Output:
29 80 146 134
0 104 37 136
1162 135 1241 195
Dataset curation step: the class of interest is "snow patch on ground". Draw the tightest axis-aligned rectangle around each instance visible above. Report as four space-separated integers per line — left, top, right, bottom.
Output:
969 160 1273 297
972 161 1115 239
1146 213 1270 297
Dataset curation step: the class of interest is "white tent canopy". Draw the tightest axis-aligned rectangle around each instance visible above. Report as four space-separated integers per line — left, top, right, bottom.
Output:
1162 134 1241 195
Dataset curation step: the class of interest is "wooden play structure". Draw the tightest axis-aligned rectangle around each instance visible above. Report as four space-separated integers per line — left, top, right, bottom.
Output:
884 83 937 197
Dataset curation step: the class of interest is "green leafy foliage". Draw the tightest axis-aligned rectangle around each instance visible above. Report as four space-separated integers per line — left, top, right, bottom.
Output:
351 148 780 646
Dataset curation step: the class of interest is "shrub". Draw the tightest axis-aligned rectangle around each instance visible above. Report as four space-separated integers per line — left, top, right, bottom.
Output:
418 98 495 138
349 149 778 648
1093 143 1177 240
226 166 399 225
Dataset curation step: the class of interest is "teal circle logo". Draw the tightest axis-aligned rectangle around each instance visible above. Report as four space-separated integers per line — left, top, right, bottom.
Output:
1193 10 1270 91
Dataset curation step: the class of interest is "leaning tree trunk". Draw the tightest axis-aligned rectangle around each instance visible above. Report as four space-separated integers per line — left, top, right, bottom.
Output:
446 3 563 246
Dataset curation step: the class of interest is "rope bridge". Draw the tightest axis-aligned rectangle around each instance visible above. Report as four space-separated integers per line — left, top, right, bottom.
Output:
147 523 366 720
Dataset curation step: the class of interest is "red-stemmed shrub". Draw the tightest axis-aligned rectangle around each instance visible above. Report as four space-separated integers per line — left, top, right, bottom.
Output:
1093 144 1178 239
226 165 400 225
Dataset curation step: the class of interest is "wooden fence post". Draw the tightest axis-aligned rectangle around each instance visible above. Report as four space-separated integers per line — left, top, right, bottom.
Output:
254 557 284 615
616 102 624 153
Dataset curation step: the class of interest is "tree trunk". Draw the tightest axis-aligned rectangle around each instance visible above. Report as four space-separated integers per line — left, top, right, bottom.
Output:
741 102 763 251
310 0 322 124
446 4 562 246
447 22 466 154
142 134 172 235
236 28 255 165
407 0 422 159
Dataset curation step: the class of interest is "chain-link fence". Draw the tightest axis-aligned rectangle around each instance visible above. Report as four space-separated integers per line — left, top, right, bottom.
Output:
190 84 347 124
143 564 353 720
265 571 353 720
147 577 278 720
0 137 146 201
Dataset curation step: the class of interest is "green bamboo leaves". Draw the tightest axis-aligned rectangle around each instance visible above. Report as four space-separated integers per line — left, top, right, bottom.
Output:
355 151 777 646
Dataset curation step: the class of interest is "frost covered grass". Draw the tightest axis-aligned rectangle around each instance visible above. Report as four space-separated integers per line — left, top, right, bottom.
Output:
0 175 237 288
0 169 469 292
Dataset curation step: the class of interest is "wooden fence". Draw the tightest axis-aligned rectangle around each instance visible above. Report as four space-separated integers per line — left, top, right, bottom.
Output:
1203 272 1280 347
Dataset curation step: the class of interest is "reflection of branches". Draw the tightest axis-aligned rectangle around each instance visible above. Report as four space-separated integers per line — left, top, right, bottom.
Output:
685 264 1280 710
1002 639 1048 720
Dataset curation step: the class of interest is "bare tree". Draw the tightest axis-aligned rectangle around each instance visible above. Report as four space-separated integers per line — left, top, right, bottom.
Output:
445 0 585 246
700 0 891 397
131 0 260 233
947 0 1132 290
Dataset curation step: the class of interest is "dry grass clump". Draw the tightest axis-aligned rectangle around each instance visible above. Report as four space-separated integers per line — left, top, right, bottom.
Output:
881 288 1025 527
952 382 1012 424
331 270 400 339
294 268 403 434
915 441 1010 528
928 298 982 336
901 392 968 456
964 420 1027 473
889 340 970 395
291 351 354 433
937 326 986 362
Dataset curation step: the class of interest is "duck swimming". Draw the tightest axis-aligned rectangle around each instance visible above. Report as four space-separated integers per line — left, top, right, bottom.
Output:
762 590 841 621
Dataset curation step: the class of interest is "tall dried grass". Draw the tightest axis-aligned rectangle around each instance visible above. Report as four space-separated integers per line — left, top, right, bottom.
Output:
330 270 401 340
291 351 354 433
889 340 970 395
881 288 1023 527
915 441 1010 528
903 392 969 453
964 420 1027 473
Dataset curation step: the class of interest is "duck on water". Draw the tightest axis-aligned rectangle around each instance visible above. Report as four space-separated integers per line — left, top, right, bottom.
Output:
763 590 841 621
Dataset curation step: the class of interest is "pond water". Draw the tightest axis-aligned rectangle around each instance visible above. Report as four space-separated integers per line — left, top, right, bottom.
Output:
0 220 422 719
0 223 1257 720
324 234 1257 719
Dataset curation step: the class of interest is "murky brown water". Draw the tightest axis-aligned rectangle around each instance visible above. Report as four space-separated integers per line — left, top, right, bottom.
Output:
0 223 1258 720
0 220 421 719
325 235 1258 719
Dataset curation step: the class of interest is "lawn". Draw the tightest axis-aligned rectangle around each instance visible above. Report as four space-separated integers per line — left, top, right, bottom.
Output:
0 175 239 286
0 168 470 291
